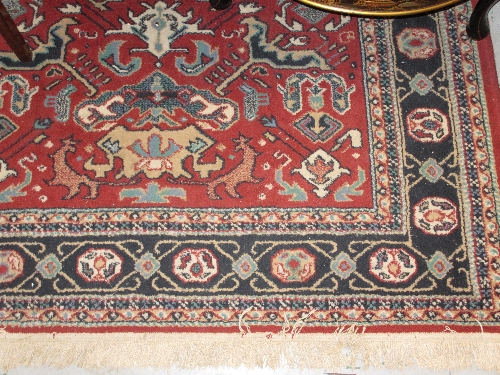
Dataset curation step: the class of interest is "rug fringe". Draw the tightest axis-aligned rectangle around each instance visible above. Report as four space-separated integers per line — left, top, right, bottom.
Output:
1 331 500 371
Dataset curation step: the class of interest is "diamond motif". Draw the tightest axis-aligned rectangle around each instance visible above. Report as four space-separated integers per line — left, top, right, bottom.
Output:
427 251 453 279
419 158 443 183
135 252 160 279
410 73 434 95
37 254 61 279
331 252 356 279
232 254 258 280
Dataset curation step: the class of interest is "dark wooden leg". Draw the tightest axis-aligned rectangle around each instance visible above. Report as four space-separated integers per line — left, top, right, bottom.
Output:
0 1 32 62
467 0 500 40
209 0 232 10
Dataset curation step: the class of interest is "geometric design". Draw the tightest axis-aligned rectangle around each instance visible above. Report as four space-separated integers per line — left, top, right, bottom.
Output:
331 252 356 280
293 4 328 24
44 84 77 123
419 158 444 183
239 84 269 121
493 257 500 274
36 254 62 279
85 125 224 181
175 40 218 76
102 139 122 154
369 247 418 284
0 250 24 284
105 1 213 59
294 113 342 142
135 252 160 280
413 197 459 236
406 108 450 143
74 71 238 131
76 248 124 283
396 28 438 60
0 116 18 142
130 135 182 172
427 251 453 279
271 248 316 283
232 254 258 280
292 149 350 198
172 248 219 283
409 73 434 96
279 73 354 115
2 0 26 19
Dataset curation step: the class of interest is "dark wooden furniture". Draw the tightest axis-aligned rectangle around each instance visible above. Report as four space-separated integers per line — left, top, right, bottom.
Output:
467 0 500 40
0 0 32 62
209 0 233 10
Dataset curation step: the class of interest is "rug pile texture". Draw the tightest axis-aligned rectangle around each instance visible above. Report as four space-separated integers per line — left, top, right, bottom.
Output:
0 0 500 371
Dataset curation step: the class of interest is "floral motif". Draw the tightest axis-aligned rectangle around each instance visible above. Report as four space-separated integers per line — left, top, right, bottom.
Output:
369 247 417 284
271 248 316 283
406 108 450 143
172 248 219 283
130 134 182 172
77 248 123 283
397 28 438 60
414 197 459 236
292 149 350 198
0 250 24 284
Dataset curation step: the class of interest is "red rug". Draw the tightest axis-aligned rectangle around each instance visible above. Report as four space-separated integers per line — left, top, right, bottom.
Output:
0 0 500 370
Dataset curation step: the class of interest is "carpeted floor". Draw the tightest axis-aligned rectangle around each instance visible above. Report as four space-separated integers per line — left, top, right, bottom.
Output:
0 0 500 371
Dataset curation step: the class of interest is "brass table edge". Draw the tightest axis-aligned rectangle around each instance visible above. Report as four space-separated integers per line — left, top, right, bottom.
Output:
294 0 466 17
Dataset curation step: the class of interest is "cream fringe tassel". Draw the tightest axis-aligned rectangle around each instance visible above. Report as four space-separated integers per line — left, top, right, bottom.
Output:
1 329 500 371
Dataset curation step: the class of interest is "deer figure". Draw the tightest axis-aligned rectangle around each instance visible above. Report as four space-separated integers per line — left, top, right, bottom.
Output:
47 137 139 199
207 134 262 199
47 137 101 199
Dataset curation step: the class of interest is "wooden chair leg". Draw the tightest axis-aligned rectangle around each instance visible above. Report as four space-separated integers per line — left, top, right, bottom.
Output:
0 1 32 62
467 0 500 40
209 0 232 10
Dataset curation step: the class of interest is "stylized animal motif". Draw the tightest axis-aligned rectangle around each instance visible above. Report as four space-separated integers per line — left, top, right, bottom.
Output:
47 137 137 199
207 135 262 199
47 138 102 199
0 159 17 182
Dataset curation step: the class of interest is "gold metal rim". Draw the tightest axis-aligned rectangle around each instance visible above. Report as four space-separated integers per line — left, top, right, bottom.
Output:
294 0 465 17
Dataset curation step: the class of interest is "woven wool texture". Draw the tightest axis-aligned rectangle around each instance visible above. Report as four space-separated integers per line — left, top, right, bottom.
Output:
0 0 499 370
